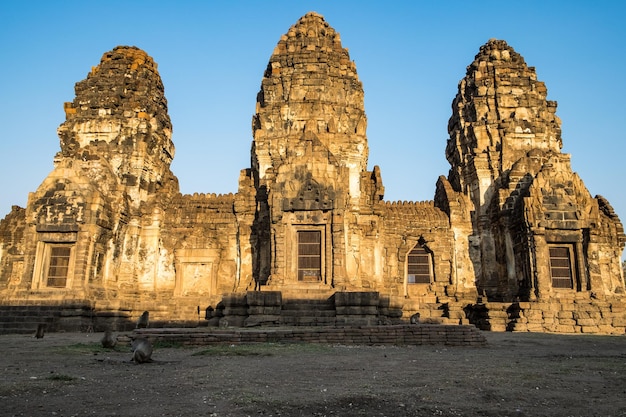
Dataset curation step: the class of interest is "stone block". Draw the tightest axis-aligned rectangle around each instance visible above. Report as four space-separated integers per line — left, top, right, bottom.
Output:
525 310 543 319
612 316 626 327
575 318 599 326
596 325 619 334
222 306 248 316
553 325 576 333
557 311 574 319
526 323 545 332
246 291 282 306
333 292 379 307
243 315 281 327
336 306 378 315
489 323 508 332
580 325 600 334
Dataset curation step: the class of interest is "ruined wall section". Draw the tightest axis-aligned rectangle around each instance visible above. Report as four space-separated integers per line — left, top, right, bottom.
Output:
158 193 243 306
145 174 257 314
377 201 453 299
593 197 626 293
0 207 27 293
434 176 478 300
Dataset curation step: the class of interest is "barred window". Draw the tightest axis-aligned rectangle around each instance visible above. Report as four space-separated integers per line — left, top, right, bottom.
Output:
549 246 574 289
297 231 321 281
46 246 72 288
407 245 432 284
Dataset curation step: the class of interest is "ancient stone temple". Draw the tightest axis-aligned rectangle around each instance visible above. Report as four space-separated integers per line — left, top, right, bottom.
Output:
0 13 624 334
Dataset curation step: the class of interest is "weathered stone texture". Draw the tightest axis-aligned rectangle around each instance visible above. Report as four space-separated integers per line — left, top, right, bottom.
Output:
0 15 623 334
441 39 625 304
252 12 367 205
59 46 178 209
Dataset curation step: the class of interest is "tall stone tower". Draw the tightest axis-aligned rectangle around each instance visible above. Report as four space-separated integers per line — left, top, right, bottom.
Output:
444 39 625 300
11 46 179 300
251 12 374 289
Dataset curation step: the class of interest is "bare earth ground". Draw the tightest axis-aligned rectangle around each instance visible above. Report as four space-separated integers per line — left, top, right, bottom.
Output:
0 330 625 417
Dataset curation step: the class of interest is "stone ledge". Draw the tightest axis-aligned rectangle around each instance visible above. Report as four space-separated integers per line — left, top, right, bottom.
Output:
132 324 487 347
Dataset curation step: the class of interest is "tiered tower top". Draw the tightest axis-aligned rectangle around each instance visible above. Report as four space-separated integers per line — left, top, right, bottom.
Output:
251 12 368 200
446 39 562 193
56 46 177 207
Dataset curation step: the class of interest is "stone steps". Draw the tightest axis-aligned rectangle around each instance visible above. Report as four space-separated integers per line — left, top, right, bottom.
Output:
280 299 336 326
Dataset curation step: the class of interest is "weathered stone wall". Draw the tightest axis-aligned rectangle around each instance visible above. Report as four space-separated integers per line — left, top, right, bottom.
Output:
160 192 254 302
132 324 488 347
0 206 27 291
377 201 452 298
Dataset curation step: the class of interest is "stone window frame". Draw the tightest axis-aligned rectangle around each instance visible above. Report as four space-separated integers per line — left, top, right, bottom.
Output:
32 241 76 290
406 242 433 285
297 229 323 282
547 243 577 290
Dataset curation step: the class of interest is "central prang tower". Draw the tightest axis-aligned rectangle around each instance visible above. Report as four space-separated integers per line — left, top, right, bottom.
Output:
250 12 378 289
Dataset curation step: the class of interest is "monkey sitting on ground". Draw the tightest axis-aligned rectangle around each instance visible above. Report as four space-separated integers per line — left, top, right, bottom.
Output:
100 329 117 349
131 338 153 364
136 311 149 329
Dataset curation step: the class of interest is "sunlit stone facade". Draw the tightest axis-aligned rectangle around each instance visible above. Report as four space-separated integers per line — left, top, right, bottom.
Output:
0 14 624 333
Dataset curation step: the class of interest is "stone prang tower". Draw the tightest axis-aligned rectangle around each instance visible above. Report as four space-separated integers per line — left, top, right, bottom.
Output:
440 39 625 306
251 12 375 289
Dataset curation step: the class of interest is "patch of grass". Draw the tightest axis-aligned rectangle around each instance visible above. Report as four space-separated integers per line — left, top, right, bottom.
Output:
152 340 185 349
46 374 76 382
192 342 334 356
193 345 274 357
57 343 120 354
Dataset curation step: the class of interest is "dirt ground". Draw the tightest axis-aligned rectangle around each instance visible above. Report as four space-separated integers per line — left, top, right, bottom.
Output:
0 330 625 417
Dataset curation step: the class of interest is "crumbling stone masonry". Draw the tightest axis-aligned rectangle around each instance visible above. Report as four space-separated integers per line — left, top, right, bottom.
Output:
0 13 624 334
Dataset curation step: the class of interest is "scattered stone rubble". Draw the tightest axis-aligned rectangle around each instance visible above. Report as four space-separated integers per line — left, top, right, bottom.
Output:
0 13 624 335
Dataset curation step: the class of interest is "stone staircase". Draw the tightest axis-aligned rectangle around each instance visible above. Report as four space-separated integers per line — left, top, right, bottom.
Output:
280 298 336 326
216 290 399 328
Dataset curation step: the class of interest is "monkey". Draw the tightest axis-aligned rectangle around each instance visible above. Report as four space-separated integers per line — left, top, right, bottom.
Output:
100 329 117 349
34 323 46 339
410 312 420 324
136 311 149 329
131 338 153 364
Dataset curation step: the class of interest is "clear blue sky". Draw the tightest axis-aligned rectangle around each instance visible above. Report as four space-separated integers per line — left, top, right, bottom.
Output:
1 1 625 258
